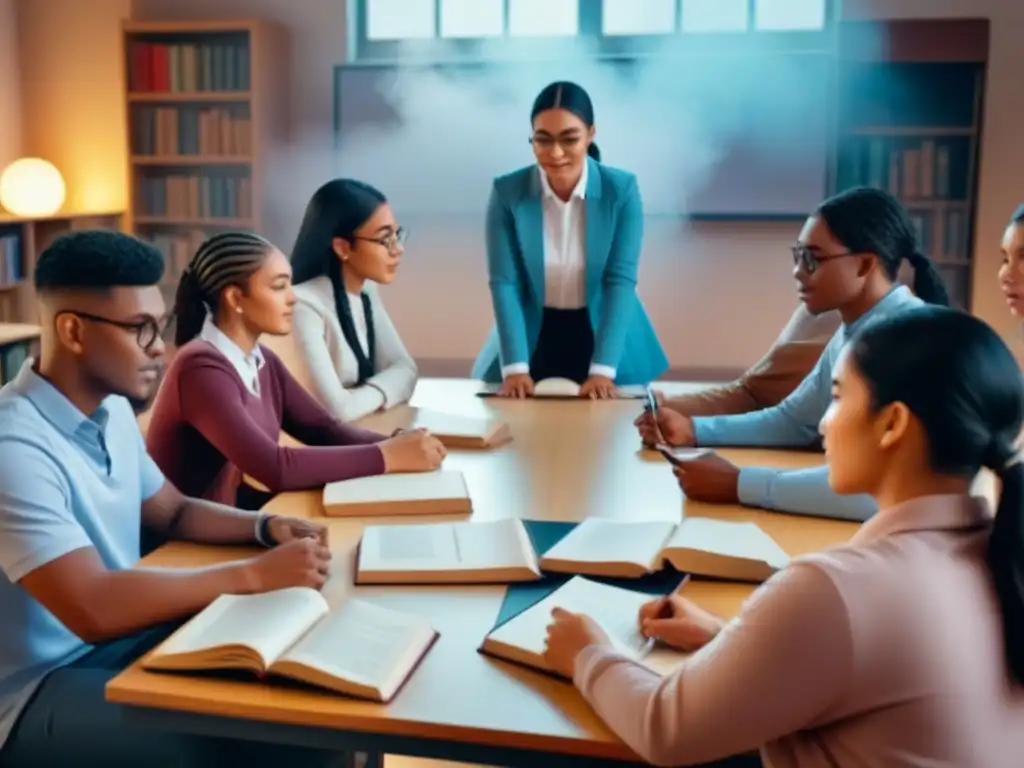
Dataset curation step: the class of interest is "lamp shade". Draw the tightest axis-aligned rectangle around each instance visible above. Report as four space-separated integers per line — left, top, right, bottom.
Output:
0 158 66 217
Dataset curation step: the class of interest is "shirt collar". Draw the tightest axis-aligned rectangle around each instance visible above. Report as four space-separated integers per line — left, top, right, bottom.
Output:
538 160 588 201
199 315 265 383
852 493 991 545
12 359 111 438
843 285 913 338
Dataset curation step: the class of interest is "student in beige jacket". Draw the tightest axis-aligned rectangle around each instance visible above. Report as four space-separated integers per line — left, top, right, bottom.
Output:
264 179 418 422
544 305 1024 767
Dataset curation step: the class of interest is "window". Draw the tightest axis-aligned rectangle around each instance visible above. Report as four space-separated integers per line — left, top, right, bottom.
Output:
507 0 578 37
366 0 435 40
755 0 826 31
681 0 749 33
602 0 676 36
440 0 504 38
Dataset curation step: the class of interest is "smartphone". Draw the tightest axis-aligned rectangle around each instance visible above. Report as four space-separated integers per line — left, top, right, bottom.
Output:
656 445 710 466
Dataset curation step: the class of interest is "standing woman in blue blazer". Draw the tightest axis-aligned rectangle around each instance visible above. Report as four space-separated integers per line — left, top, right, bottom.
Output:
471 81 668 398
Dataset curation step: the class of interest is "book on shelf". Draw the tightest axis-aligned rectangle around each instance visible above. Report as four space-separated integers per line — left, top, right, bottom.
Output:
132 105 252 157
135 173 252 221
127 38 250 94
403 408 511 449
539 517 789 583
322 469 472 518
147 230 207 282
142 587 438 703
0 232 23 288
479 576 663 678
477 377 647 399
845 136 958 201
356 518 541 585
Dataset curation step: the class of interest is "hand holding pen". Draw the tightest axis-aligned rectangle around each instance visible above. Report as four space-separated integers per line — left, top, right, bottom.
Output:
638 589 725 652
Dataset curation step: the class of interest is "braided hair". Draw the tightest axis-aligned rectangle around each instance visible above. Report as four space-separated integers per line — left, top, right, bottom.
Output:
290 179 388 385
173 231 275 347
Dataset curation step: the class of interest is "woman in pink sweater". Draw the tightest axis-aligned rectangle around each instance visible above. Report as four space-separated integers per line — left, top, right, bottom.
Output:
146 231 445 508
544 305 1024 767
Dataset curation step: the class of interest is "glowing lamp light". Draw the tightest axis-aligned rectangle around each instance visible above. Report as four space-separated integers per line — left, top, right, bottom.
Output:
0 158 66 217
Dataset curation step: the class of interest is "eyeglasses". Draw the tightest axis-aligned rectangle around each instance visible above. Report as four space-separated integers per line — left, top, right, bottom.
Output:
791 245 857 275
354 226 408 253
530 134 583 152
61 311 172 350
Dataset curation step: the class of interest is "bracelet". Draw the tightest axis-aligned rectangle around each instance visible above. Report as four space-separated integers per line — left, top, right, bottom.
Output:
254 513 278 548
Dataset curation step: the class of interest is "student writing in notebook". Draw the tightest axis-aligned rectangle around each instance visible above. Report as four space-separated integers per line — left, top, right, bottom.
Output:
0 231 346 766
261 178 418 422
545 305 1024 767
638 187 950 522
145 232 445 510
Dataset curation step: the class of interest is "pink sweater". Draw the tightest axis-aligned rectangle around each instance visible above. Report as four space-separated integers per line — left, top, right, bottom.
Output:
146 341 387 505
574 494 1024 767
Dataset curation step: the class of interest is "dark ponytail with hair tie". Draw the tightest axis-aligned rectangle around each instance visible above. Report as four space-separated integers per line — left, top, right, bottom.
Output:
905 249 951 306
173 269 208 347
985 447 1024 685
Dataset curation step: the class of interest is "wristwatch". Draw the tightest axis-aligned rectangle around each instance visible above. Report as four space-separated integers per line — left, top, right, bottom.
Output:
254 513 278 547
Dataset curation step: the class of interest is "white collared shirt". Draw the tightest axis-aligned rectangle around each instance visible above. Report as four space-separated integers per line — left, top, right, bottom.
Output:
502 164 616 381
199 315 265 396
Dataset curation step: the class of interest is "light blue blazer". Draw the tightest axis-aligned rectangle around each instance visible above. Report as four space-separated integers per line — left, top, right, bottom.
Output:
471 157 668 385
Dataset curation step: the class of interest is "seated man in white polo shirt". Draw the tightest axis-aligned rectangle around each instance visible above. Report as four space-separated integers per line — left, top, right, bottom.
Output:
0 231 343 767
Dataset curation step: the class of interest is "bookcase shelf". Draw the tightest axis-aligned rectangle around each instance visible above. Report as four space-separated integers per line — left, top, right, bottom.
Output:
833 20 988 310
122 19 288 299
0 211 125 324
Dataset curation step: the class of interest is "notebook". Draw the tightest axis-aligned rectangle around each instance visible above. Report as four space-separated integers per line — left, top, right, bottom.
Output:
404 408 512 449
539 517 789 582
477 378 647 399
479 576 665 678
322 470 472 517
142 588 438 703
356 518 542 584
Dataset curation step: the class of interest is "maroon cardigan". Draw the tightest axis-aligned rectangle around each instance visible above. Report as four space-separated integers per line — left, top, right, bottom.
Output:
145 340 387 505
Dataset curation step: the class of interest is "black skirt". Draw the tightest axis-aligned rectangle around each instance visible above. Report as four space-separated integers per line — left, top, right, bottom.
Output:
529 307 595 384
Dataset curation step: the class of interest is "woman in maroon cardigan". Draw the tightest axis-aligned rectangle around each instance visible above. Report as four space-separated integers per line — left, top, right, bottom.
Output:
145 231 445 509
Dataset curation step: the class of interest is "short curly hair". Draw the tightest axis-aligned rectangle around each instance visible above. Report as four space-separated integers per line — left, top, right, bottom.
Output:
34 230 165 292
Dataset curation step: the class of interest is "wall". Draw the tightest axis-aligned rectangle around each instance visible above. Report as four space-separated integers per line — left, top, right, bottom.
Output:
16 0 132 214
0 0 23 174
128 0 1024 372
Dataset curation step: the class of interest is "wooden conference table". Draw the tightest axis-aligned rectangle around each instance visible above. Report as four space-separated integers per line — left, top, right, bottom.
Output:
106 379 859 766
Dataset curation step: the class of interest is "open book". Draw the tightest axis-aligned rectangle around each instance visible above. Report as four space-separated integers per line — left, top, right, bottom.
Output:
480 576 657 677
356 518 542 584
405 408 511 449
142 588 438 702
477 378 647 399
322 470 472 517
539 517 789 582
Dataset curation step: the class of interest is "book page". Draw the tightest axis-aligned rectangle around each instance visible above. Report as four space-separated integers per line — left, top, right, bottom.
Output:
614 384 649 399
541 519 676 570
324 470 469 506
487 577 653 661
360 518 534 573
533 378 581 397
154 588 328 668
278 599 434 691
410 409 497 439
664 517 790 567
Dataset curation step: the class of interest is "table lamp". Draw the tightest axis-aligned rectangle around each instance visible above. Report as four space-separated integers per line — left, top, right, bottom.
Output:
0 157 66 217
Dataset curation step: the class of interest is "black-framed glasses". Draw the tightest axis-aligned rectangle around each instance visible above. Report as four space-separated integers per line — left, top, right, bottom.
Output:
791 245 856 275
530 134 583 152
354 226 408 252
60 311 172 350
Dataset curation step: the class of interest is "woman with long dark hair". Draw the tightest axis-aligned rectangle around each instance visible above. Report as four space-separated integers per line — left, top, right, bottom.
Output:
262 179 417 422
471 80 668 399
546 305 1024 767
145 231 444 509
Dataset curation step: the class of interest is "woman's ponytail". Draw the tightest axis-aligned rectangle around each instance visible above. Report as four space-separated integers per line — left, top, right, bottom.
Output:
907 250 951 307
587 142 601 162
986 449 1024 686
173 269 208 347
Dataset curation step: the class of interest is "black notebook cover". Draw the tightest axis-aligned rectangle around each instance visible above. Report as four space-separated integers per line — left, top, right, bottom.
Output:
491 520 688 630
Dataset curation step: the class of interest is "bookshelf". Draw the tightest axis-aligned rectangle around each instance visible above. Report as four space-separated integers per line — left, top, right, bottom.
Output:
834 19 989 310
121 19 288 301
0 210 125 324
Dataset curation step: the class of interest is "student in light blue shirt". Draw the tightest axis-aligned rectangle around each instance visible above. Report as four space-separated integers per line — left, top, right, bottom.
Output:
638 187 951 521
0 231 342 766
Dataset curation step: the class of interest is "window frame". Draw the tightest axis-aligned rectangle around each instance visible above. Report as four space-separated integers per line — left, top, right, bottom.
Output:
352 0 839 62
